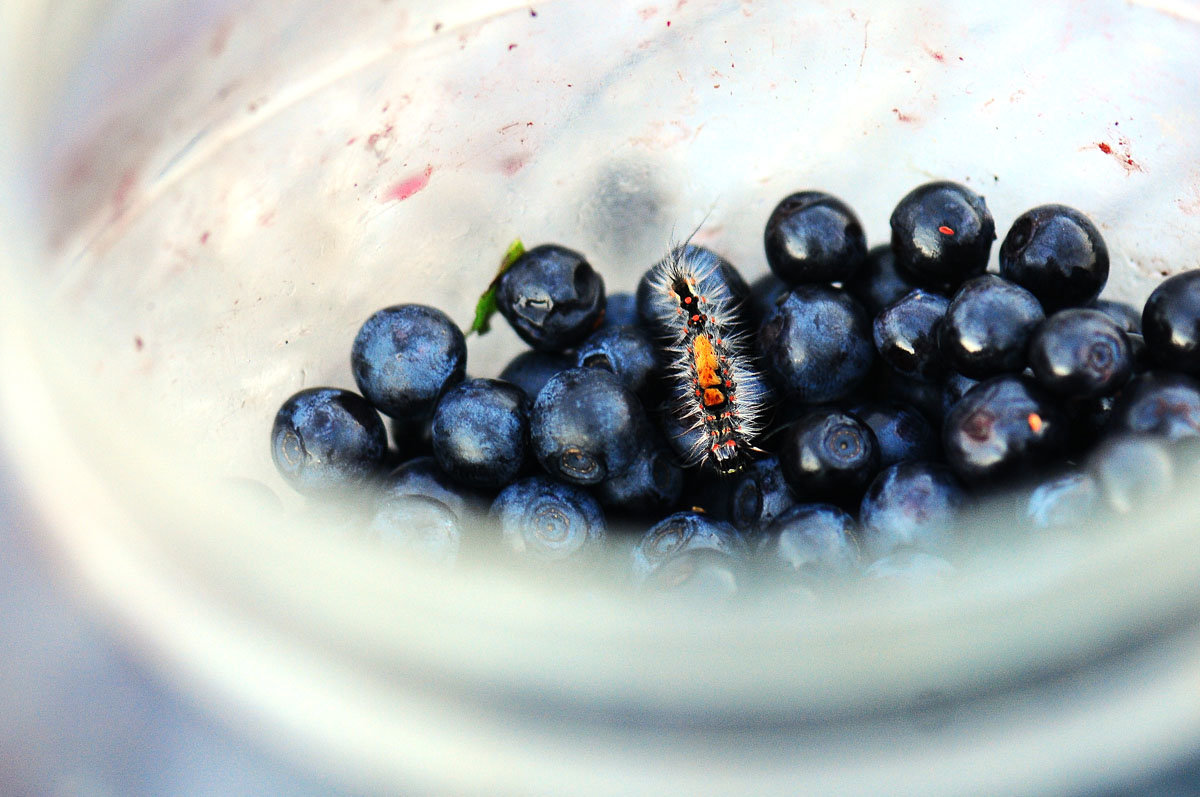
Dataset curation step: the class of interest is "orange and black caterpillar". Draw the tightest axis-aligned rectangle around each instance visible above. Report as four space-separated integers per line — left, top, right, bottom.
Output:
646 243 767 475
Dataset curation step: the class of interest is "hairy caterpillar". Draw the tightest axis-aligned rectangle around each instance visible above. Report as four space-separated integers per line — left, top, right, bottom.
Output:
644 242 768 476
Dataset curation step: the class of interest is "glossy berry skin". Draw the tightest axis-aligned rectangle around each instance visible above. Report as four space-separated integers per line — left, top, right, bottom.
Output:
497 244 606 352
1142 270 1200 376
600 291 639 329
379 455 486 521
1087 434 1174 514
1024 470 1100 530
1090 299 1141 334
942 375 1066 484
1111 371 1200 441
999 204 1109 312
728 456 797 534
575 325 659 396
779 409 880 507
758 285 875 403
351 304 466 419
938 275 1045 379
637 245 749 340
873 289 951 383
431 378 529 489
757 503 860 580
531 367 647 485
1028 309 1132 398
763 190 868 284
747 272 790 330
369 495 461 566
491 476 606 563
271 387 387 496
597 437 684 515
632 510 745 582
889 181 996 290
849 401 938 468
858 461 966 560
846 244 927 316
499 351 572 401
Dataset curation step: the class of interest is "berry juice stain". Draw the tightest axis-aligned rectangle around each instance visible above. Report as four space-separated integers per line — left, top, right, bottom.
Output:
383 166 434 202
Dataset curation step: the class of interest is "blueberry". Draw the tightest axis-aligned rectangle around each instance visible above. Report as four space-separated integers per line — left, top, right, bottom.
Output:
941 372 980 417
938 275 1045 379
999 204 1109 311
641 548 744 603
757 503 860 579
379 455 487 521
1087 434 1174 514
849 400 938 468
858 461 966 560
490 475 606 563
1090 298 1142 334
873 288 951 383
431 378 529 489
575 324 659 396
728 456 797 534
862 362 948 425
1126 333 1150 373
757 285 875 403
531 367 648 484
865 550 954 584
1024 470 1100 529
600 291 639 329
846 244 927 316
631 510 744 582
747 272 790 330
636 245 750 340
351 304 466 419
1142 269 1200 376
942 375 1066 483
779 409 880 507
1028 309 1132 398
763 190 868 283
496 243 606 352
889 181 996 290
1111 371 1200 441
499 350 573 401
597 437 684 515
271 387 387 496
368 495 461 565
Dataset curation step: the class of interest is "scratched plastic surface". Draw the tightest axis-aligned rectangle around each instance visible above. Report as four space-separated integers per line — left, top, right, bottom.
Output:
4 0 1200 794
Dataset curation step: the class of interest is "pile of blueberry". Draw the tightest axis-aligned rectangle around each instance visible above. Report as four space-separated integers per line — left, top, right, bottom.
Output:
270 181 1200 598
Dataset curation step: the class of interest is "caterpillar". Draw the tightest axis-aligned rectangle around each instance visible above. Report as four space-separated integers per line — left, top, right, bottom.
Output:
644 242 768 476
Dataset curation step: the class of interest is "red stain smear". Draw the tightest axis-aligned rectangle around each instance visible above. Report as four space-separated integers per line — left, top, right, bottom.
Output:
383 166 434 202
1096 138 1144 174
938 225 955 235
924 45 946 62
367 124 394 150
199 231 210 245
111 170 138 217
640 6 658 19
1097 142 1112 154
508 43 518 50
259 210 275 226
891 107 916 123
346 137 357 146
501 156 526 176
666 19 671 26
134 335 144 351
209 19 233 56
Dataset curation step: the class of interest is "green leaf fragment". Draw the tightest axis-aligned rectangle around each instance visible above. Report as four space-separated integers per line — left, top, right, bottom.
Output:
469 238 525 336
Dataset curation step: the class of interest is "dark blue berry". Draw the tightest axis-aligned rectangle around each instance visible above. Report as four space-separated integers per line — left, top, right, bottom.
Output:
846 244 927 316
849 400 938 468
369 495 461 566
779 409 880 507
600 291 639 329
757 285 875 403
351 304 466 419
1090 298 1141 334
575 324 659 396
1024 470 1100 530
938 275 1044 379
747 272 790 330
431 378 529 489
862 362 948 425
631 510 744 582
597 437 684 515
1111 371 1200 441
496 244 606 352
271 387 387 496
999 204 1109 311
942 375 1066 483
379 455 487 521
499 350 572 401
858 461 965 560
637 245 750 340
531 367 648 485
1087 434 1174 514
941 372 980 417
490 475 606 563
1028 309 1132 398
728 456 797 534
873 288 951 383
757 503 860 579
1126 333 1150 372
1142 269 1200 376
890 181 995 290
763 190 867 283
